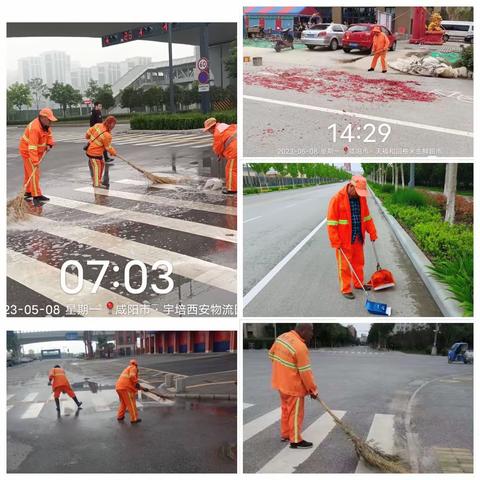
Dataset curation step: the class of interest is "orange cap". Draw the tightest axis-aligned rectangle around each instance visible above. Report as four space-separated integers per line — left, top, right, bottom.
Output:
203 117 217 132
129 359 138 366
39 108 58 122
350 175 368 197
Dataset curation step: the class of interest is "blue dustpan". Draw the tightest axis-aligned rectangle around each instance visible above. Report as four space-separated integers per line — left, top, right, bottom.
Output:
365 299 391 316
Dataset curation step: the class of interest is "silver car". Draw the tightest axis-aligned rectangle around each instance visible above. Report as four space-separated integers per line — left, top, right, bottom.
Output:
301 23 347 51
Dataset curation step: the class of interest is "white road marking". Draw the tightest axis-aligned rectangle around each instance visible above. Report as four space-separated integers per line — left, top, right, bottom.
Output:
90 395 111 412
7 249 164 317
21 402 45 419
48 195 236 243
21 392 39 402
258 410 347 473
244 218 327 307
355 413 395 473
76 187 237 216
244 95 474 138
7 394 15 401
191 143 215 149
244 215 262 224
244 407 282 441
14 216 236 293
244 403 254 410
7 405 14 412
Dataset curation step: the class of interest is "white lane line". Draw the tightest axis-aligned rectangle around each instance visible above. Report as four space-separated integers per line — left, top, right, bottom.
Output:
244 218 327 307
16 216 236 293
355 414 395 473
7 405 14 412
76 187 237 216
113 179 196 192
244 215 262 224
172 138 213 148
21 392 39 402
191 143 215 149
90 395 110 412
244 95 474 138
148 134 209 147
244 407 281 441
244 403 254 410
258 410 347 473
48 196 236 243
7 394 15 401
7 249 165 317
21 402 45 419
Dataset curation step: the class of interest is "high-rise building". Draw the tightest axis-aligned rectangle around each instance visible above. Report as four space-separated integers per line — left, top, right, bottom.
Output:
120 56 152 77
71 67 92 93
18 56 43 83
94 62 121 86
40 51 71 86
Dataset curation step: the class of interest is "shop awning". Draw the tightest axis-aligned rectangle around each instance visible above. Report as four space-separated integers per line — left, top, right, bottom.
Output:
244 7 319 16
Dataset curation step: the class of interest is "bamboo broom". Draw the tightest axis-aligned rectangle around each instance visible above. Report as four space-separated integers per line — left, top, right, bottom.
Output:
115 154 176 184
315 397 409 473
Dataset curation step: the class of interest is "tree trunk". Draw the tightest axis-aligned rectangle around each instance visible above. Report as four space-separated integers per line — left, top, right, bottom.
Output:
400 163 405 188
444 163 458 224
443 164 451 196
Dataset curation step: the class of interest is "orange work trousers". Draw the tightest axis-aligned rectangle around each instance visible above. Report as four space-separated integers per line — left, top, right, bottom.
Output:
371 52 387 71
336 239 365 294
88 157 105 187
53 386 75 399
225 157 237 193
279 392 305 443
116 389 138 422
22 154 42 197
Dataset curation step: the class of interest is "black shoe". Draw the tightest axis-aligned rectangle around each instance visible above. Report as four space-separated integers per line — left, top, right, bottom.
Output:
105 158 114 163
24 192 32 199
368 68 374 72
117 417 125 421
131 418 142 424
102 183 110 188
222 188 236 195
342 292 355 300
290 440 313 449
382 70 387 73
281 437 289 442
34 195 50 202
355 284 371 291
55 398 60 412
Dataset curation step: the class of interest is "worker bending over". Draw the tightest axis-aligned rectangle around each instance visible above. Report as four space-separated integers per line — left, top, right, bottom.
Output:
116 359 142 424
269 323 318 449
48 364 82 413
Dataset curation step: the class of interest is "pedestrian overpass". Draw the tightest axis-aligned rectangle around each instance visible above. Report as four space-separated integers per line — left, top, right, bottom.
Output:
16 331 115 345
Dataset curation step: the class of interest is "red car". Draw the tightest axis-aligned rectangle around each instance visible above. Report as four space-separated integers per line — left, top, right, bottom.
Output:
342 23 397 53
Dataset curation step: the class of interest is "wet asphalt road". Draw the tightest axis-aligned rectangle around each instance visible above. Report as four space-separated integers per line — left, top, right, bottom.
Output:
243 182 442 317
243 346 473 473
6 125 237 317
243 42 473 157
7 356 237 473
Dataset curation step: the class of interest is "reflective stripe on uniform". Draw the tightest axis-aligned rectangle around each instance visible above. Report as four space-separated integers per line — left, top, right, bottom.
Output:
363 215 372 222
276 337 296 355
298 364 311 372
294 398 300 443
268 352 297 370
338 219 349 225
327 220 338 226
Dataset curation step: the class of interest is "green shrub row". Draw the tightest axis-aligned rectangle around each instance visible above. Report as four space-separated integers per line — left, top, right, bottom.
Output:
130 110 237 130
243 182 333 195
8 113 132 126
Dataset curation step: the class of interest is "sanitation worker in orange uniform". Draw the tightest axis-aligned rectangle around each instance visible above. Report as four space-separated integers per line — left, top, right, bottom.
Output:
85 115 117 188
48 365 82 413
327 175 378 299
368 26 390 73
116 359 142 423
204 118 237 194
19 108 57 205
269 324 318 449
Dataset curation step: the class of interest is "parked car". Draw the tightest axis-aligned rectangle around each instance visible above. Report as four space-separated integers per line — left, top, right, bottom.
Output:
342 24 397 53
448 342 473 364
441 20 474 43
301 23 347 51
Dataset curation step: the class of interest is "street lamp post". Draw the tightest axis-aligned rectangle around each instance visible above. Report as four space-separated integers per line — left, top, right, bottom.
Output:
431 323 440 355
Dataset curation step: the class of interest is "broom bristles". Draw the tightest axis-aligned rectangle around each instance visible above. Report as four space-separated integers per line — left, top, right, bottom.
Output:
316 397 409 473
7 193 30 221
117 155 176 184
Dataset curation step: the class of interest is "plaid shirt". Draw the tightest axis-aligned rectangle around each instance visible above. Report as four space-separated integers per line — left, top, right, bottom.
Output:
349 197 363 244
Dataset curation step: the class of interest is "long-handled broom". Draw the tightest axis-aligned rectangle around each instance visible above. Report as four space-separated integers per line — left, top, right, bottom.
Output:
7 150 49 221
315 397 409 473
115 153 176 184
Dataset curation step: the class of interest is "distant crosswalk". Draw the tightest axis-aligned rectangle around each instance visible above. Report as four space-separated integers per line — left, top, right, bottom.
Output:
7 177 237 317
53 131 212 150
244 404 397 473
311 349 385 356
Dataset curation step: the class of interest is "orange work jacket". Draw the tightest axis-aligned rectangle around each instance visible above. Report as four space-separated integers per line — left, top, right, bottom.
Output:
327 184 378 249
19 118 54 165
372 32 390 53
269 330 317 397
48 367 71 390
85 123 117 158
212 123 237 161
115 365 139 392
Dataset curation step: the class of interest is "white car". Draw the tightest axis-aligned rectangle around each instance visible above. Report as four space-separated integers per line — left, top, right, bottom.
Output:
301 23 347 51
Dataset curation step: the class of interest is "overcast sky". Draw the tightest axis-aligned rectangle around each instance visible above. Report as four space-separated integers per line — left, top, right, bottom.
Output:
7 37 195 71
22 340 97 354
344 323 371 337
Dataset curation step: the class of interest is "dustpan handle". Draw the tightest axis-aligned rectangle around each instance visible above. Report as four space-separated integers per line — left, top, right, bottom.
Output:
339 248 368 295
371 241 381 271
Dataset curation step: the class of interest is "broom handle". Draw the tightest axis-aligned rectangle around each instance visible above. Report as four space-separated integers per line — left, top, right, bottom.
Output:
371 241 381 271
314 397 344 425
22 150 49 192
339 248 368 296
115 153 146 174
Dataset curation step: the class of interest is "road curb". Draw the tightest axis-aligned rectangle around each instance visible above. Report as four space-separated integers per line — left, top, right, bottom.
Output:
129 128 205 134
369 188 463 317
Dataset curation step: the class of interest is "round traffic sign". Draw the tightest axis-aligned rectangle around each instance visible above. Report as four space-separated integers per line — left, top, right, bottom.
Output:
197 57 209 71
198 71 209 84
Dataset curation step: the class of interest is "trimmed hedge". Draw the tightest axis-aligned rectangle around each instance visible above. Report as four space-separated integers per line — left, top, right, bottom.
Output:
130 110 237 130
386 204 441 229
7 113 132 126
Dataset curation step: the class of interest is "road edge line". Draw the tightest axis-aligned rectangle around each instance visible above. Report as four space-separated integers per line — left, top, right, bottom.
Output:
369 187 463 317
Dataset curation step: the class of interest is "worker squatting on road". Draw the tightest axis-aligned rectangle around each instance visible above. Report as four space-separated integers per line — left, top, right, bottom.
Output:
48 365 83 413
115 359 142 424
18 108 58 206
327 175 378 300
269 324 319 449
203 118 237 194
368 26 390 73
85 116 118 188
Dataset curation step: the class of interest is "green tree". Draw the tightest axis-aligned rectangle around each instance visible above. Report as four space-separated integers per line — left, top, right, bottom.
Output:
143 86 165 112
27 78 48 111
84 79 100 101
7 331 20 357
47 82 82 117
95 84 115 111
225 44 237 80
120 86 141 112
7 82 32 111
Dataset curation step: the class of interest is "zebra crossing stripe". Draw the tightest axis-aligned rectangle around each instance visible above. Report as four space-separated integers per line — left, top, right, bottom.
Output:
21 402 45 419
244 407 281 441
47 195 237 243
258 410 346 473
7 249 165 317
7 394 15 401
7 405 14 412
191 143 215 149
76 187 237 216
21 392 39 402
244 403 254 410
90 395 110 412
355 414 396 473
16 216 237 293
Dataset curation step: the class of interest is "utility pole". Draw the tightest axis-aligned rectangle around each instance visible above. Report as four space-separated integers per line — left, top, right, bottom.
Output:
168 23 175 113
431 323 440 355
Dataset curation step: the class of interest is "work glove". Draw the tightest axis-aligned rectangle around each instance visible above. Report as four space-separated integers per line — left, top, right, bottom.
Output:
47 144 54 150
310 389 318 400
135 382 141 389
